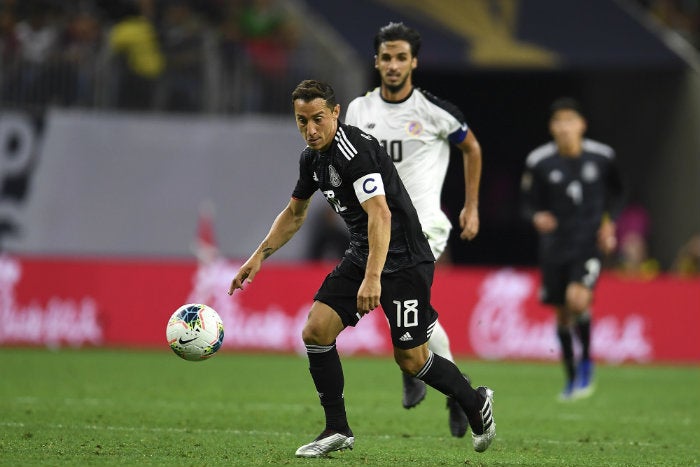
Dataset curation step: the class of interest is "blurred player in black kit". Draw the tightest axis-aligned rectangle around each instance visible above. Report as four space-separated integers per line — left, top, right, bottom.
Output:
521 97 625 400
229 80 496 457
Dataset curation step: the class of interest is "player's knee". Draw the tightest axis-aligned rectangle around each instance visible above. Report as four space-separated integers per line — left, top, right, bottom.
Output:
393 347 428 375
301 322 329 345
566 285 591 313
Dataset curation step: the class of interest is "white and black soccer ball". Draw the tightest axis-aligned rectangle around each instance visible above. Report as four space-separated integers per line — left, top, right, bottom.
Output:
166 303 224 361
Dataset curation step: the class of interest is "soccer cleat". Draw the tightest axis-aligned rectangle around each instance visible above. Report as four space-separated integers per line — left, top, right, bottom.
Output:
573 359 595 399
471 386 496 453
446 396 468 438
295 429 355 458
557 380 576 402
402 372 427 409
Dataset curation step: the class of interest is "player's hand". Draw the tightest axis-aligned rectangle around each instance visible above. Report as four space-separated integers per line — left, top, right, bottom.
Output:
357 277 381 315
228 257 262 295
597 219 617 254
459 206 479 240
533 211 557 234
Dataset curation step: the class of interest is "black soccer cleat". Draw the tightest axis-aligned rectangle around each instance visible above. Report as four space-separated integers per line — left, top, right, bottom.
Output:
402 372 427 409
446 396 468 437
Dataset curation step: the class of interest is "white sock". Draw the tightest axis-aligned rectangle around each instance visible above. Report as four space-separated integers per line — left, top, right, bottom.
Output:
428 319 454 363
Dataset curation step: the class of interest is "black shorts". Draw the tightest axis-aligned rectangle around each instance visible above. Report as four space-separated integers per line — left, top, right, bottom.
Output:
314 258 438 349
540 256 602 306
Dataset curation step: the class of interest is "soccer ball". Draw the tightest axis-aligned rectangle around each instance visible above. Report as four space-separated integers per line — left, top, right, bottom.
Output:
166 303 224 361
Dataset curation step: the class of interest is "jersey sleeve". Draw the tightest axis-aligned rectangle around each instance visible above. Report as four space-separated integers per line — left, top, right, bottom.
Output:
291 151 316 200
344 99 359 126
345 130 387 203
422 89 468 144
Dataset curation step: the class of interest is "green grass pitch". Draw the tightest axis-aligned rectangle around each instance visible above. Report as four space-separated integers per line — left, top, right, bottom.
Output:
1 348 698 466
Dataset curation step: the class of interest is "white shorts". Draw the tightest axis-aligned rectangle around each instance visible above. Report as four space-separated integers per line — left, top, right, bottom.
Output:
422 215 452 260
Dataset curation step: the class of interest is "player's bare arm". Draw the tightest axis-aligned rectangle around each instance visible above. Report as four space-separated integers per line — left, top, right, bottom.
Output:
228 197 310 294
457 130 482 240
597 217 617 254
357 194 391 314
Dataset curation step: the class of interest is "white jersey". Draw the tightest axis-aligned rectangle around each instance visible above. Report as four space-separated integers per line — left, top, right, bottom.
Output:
345 87 468 258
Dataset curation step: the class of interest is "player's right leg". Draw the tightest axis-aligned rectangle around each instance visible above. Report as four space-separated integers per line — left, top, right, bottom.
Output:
296 301 353 458
296 261 364 458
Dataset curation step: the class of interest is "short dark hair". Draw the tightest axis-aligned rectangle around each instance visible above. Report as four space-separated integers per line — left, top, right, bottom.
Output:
374 22 421 57
291 80 337 108
550 97 585 119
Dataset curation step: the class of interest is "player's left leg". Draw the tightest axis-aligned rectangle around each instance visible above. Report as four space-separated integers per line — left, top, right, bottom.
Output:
566 282 595 398
384 262 495 452
395 344 495 452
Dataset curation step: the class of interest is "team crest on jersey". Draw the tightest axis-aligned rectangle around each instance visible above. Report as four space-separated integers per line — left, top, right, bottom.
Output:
328 165 342 187
406 121 423 136
548 169 563 184
366 123 376 129
582 162 599 182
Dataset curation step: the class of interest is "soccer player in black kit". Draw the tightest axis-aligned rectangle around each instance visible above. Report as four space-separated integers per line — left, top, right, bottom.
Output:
229 80 496 457
521 98 624 400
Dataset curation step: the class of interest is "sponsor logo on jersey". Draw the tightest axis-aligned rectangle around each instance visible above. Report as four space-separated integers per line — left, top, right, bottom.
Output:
313 171 318 182
406 121 423 136
548 169 563 184
329 165 342 187
366 123 376 129
582 162 599 182
399 332 413 342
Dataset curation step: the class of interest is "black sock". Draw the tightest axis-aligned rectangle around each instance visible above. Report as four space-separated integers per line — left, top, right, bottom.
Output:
306 343 350 434
415 351 484 433
575 312 591 361
557 326 575 384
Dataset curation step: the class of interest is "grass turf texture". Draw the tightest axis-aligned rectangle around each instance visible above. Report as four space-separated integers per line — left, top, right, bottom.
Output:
0 348 698 467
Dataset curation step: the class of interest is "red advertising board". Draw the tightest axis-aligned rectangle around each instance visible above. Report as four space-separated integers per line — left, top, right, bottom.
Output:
1 255 699 363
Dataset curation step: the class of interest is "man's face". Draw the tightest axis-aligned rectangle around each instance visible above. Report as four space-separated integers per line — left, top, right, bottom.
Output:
375 40 416 94
549 109 586 148
294 97 340 151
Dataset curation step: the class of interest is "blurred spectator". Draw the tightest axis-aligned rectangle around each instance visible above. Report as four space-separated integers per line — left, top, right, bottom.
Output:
305 205 348 261
1 2 60 106
217 0 246 112
0 3 18 62
616 231 660 279
238 0 299 113
108 0 164 110
60 8 102 105
672 233 700 277
157 0 205 112
613 203 659 279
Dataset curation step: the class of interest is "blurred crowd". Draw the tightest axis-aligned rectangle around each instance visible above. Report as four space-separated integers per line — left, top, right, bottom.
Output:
0 0 301 113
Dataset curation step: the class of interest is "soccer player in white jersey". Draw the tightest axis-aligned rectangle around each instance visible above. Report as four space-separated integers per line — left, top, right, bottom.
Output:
346 22 483 438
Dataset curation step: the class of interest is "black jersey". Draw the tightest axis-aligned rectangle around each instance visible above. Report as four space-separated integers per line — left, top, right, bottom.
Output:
521 139 625 262
292 122 434 273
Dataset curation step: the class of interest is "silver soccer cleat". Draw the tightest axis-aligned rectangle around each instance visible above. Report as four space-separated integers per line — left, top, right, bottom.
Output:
295 430 355 458
471 386 496 453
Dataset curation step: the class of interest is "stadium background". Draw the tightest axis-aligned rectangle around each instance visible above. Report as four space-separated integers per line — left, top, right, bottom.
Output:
0 0 698 361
